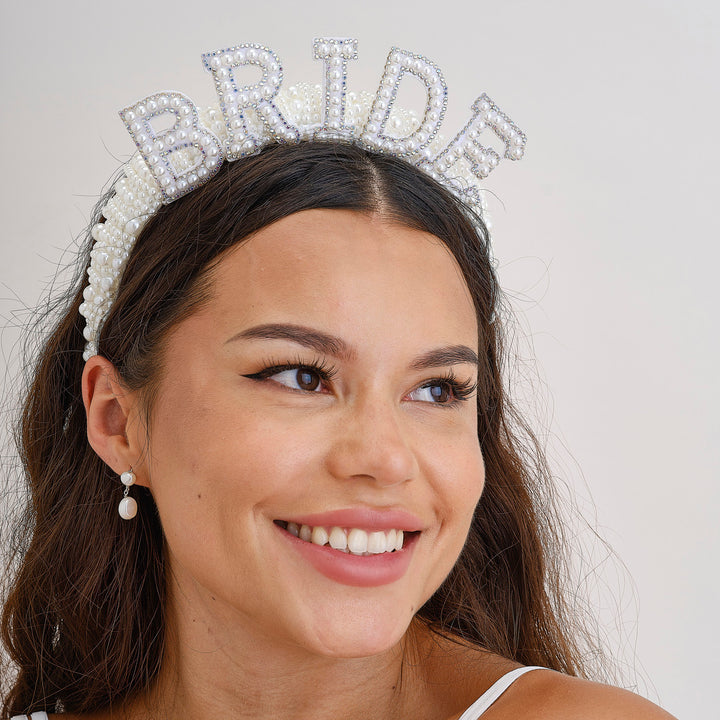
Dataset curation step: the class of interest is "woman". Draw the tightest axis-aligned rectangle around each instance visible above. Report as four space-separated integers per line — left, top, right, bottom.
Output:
1 42 675 719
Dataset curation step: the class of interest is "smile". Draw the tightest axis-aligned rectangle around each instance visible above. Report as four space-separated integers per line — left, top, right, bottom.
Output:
275 520 407 555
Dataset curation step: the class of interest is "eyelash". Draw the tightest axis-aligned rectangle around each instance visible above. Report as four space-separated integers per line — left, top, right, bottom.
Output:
417 370 477 406
244 358 476 405
243 356 338 388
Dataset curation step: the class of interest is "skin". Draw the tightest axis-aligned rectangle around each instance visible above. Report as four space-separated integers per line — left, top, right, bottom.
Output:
80 209 676 720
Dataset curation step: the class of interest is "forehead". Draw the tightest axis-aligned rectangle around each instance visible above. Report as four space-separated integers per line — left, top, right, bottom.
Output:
197 208 478 349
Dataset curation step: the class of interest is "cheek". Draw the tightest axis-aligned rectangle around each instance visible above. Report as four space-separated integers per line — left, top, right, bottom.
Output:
428 420 485 508
448 449 485 537
423 437 485 574
141 384 239 541
144 383 324 530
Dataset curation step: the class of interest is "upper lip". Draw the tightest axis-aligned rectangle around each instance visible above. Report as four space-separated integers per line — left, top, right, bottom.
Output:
278 507 425 532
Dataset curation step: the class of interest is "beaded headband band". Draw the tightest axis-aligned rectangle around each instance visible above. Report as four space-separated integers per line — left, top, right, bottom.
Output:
79 37 526 360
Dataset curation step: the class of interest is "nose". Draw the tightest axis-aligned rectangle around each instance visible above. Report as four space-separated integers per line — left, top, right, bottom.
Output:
324 397 418 487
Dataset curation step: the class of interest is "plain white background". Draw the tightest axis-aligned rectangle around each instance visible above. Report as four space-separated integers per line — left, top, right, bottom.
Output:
1 1 717 717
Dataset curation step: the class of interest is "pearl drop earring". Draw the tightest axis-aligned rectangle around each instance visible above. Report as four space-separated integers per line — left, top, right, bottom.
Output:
118 469 137 520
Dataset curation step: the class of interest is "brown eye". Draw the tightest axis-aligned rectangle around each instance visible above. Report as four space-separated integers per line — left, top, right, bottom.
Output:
428 383 451 403
245 362 336 394
407 381 454 404
261 367 326 392
296 369 320 391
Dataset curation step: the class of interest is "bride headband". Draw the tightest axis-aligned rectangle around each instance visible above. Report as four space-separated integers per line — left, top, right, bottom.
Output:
80 38 526 360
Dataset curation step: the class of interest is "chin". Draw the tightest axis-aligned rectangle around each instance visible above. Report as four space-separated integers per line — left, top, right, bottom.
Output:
293 598 418 659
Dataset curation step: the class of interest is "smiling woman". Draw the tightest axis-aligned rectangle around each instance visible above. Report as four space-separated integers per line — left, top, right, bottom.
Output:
0 140 674 717
108 207 485 661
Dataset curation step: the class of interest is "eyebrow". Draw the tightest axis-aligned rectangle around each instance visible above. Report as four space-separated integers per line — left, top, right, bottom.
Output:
226 323 478 368
409 345 479 370
225 323 355 361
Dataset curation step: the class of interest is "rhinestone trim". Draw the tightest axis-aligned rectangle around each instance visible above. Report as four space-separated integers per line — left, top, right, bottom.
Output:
80 38 526 360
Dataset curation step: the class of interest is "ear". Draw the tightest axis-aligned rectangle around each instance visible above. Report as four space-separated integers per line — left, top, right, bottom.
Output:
82 355 149 487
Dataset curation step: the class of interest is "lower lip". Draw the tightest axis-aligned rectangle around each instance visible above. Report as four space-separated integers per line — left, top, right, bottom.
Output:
276 525 417 587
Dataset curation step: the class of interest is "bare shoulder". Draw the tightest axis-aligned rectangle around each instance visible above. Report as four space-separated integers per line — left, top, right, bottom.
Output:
492 669 677 720
413 632 675 720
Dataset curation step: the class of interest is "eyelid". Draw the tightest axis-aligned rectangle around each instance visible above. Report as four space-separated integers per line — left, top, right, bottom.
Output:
269 368 326 393
406 371 477 406
243 358 476 404
242 356 338 393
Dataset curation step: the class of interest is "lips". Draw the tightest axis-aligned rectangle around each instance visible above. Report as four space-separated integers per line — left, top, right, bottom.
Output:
273 509 422 587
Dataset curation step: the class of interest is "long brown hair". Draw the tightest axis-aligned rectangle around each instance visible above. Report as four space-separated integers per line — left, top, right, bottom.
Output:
3 140 594 715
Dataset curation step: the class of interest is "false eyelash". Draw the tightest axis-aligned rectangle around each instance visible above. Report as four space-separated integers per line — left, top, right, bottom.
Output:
243 355 339 383
422 370 478 403
244 360 477 404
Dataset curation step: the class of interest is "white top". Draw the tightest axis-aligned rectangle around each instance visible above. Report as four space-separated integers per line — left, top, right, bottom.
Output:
12 666 546 720
458 665 545 719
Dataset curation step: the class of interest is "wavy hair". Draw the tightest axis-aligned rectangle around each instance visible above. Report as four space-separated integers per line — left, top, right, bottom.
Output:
2 140 598 715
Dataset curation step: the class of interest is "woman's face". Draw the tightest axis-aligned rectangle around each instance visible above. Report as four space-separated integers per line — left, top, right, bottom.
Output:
139 209 485 659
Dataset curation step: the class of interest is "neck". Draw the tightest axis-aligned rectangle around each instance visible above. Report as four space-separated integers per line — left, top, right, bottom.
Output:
129 575 436 720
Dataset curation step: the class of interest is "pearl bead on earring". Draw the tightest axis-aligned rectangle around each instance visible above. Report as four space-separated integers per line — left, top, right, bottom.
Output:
119 469 137 520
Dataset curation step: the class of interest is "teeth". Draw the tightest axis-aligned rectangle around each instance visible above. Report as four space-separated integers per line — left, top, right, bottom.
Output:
347 528 368 554
310 525 329 546
367 531 386 554
282 522 409 555
329 527 348 551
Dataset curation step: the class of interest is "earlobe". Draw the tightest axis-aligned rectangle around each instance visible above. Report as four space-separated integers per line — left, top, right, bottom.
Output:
82 355 146 484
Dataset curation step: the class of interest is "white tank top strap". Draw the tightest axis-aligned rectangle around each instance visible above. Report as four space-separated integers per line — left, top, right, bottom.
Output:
10 713 49 720
457 665 547 719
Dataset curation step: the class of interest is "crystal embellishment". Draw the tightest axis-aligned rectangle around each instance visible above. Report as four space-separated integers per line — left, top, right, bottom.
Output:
119 92 223 204
202 44 299 161
360 47 447 157
313 37 359 136
79 38 526 360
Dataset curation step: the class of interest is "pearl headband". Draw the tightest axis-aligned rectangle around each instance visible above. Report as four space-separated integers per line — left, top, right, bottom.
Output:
79 38 526 360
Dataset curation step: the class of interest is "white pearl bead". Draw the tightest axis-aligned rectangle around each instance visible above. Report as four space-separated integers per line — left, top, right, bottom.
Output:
119 497 138 520
82 60 525 359
121 470 136 486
